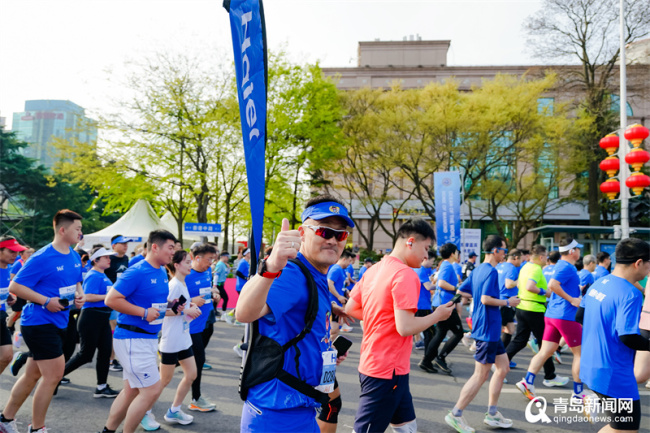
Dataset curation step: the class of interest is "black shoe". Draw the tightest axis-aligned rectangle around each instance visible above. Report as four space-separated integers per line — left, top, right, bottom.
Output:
418 360 438 374
94 385 120 398
109 360 123 372
10 351 27 376
433 357 452 374
59 377 71 385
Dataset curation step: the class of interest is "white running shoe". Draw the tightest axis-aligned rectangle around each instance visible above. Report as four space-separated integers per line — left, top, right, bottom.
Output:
0 418 20 433
233 344 244 357
164 408 194 425
444 412 475 433
483 411 513 428
340 323 353 332
515 379 536 400
140 412 161 431
543 375 569 387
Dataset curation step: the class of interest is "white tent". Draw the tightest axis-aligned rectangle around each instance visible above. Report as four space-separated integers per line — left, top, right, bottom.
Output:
83 199 167 251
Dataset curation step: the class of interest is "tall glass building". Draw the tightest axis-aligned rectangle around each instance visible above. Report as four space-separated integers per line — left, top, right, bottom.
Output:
12 100 97 170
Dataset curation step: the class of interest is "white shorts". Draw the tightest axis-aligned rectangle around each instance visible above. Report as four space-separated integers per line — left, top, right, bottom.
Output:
113 338 160 388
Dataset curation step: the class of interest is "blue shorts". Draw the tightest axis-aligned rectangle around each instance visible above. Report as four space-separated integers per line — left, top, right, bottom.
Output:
474 340 506 364
241 401 318 433
354 373 416 433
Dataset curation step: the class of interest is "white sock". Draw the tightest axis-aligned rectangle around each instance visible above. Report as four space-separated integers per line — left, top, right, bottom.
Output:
171 405 181 413
97 384 107 390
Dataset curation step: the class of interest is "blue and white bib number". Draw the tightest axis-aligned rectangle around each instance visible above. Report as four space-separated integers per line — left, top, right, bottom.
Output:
149 302 167 325
199 287 211 302
0 286 8 307
58 285 76 307
314 350 337 393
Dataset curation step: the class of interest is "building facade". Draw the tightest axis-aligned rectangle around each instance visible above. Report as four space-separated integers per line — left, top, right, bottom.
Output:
12 100 97 170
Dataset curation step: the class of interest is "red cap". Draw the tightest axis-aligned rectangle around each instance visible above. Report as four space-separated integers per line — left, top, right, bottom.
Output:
0 239 27 252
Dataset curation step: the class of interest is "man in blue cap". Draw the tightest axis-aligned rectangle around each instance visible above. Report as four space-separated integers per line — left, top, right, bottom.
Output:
236 194 354 433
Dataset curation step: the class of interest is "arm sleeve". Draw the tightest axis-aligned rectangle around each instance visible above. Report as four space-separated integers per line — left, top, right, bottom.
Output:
619 334 650 351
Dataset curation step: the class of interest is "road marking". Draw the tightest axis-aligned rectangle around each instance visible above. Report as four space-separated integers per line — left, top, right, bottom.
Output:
501 388 650 396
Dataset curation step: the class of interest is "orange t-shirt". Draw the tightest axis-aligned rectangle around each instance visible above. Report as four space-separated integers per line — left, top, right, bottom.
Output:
350 255 420 379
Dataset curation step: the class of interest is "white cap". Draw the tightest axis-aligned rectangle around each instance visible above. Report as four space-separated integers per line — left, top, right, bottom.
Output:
90 247 118 262
558 239 584 253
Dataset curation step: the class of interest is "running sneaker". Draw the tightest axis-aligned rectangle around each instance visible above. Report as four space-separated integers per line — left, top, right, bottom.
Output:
202 363 212 370
0 418 19 433
527 338 539 354
225 312 234 325
27 425 48 433
188 396 216 412
542 375 569 387
444 412 475 433
109 360 123 372
469 341 476 352
59 377 70 385
233 344 244 358
483 411 513 428
140 412 161 431
340 323 353 332
93 385 119 398
515 379 536 400
418 360 437 374
433 357 452 374
646 381 650 389
9 352 27 377
553 351 563 364
164 409 194 425
12 332 21 349
509 361 517 368
414 340 425 350
461 332 473 348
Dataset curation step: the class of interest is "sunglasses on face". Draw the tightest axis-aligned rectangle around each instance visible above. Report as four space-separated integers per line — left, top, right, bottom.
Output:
303 225 350 242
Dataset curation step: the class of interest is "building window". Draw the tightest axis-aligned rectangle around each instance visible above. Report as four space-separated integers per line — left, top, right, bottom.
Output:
537 97 554 115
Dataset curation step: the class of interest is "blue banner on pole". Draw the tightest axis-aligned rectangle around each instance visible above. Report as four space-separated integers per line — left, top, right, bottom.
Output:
224 0 267 270
434 171 461 247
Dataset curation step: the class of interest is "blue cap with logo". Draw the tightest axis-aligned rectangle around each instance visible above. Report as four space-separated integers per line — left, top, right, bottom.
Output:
301 201 355 228
111 236 138 245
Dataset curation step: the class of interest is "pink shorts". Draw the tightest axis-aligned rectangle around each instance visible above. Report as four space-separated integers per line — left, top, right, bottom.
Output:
543 317 582 347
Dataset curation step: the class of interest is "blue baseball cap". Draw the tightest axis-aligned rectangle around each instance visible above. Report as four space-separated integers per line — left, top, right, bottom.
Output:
301 201 355 228
111 236 137 245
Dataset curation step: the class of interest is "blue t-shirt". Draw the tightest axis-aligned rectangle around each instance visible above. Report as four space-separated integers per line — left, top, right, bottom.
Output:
186 268 214 334
452 262 463 282
113 260 169 339
593 265 609 281
327 264 347 307
497 262 520 299
414 267 433 310
236 260 250 292
83 269 113 309
214 261 228 284
580 275 643 399
358 265 368 280
248 253 332 410
10 259 23 276
433 261 458 307
346 264 355 290
578 269 595 291
129 254 145 268
15 244 83 329
545 260 580 321
542 264 555 283
459 262 501 342
0 266 10 312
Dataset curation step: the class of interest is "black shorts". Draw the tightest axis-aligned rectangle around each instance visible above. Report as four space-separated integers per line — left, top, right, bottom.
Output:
500 305 516 326
22 323 66 361
593 391 641 431
0 311 11 346
160 347 194 365
353 373 415 433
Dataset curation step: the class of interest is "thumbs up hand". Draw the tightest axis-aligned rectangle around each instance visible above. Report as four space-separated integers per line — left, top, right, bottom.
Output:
265 218 301 273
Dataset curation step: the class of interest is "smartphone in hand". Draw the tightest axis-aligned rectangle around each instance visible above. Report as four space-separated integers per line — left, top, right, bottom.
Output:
451 293 463 304
333 335 353 357
171 295 187 314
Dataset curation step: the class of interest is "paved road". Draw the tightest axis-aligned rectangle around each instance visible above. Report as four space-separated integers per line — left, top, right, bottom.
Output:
1 320 648 432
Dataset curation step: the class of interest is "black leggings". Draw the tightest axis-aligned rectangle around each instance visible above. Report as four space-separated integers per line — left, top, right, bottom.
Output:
63 309 80 362
215 283 228 312
505 308 556 380
423 308 464 362
416 309 434 351
64 308 112 385
191 332 206 401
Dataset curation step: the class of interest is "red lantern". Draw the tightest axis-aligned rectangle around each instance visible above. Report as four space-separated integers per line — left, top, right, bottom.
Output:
600 179 620 200
624 124 650 148
625 173 650 196
599 134 619 155
625 148 650 172
599 157 620 177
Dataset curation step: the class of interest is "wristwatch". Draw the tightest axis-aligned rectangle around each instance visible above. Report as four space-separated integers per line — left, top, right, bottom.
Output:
258 259 282 279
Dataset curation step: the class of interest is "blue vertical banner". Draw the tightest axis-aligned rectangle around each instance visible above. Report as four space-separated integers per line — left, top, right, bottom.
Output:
434 171 461 247
224 0 267 273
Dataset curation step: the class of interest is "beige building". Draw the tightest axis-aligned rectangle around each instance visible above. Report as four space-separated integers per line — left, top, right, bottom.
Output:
321 39 650 254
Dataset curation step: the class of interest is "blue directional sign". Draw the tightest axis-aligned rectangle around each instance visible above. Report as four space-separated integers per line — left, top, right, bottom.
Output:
183 222 222 235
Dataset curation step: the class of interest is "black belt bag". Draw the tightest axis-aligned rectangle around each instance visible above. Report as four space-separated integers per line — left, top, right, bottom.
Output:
116 323 157 335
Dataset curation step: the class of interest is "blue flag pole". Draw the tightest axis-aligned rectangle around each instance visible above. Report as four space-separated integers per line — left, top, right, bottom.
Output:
224 0 268 276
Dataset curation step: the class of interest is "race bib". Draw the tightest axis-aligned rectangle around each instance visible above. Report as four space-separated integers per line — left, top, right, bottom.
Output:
314 350 337 394
149 302 167 325
182 315 190 333
58 285 76 307
0 286 8 307
199 287 212 301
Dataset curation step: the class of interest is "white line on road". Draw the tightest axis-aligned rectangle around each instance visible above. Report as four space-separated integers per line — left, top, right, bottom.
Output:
501 388 650 396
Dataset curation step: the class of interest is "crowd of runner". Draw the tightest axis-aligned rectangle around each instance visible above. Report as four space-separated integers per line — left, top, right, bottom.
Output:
0 198 648 433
